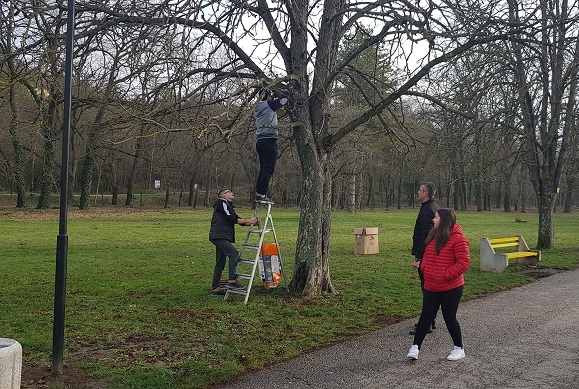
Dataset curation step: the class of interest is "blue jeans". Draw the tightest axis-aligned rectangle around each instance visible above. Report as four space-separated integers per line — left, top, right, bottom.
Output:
210 239 239 289
255 138 277 195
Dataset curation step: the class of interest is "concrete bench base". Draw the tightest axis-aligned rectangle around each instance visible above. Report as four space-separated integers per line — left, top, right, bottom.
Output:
480 236 541 272
0 338 22 389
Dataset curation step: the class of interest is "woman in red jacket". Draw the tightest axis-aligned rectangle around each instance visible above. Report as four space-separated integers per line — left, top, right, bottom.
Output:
407 208 470 361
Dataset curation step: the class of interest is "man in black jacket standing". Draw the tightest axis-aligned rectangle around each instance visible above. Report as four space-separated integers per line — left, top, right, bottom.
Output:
209 189 259 296
410 182 440 334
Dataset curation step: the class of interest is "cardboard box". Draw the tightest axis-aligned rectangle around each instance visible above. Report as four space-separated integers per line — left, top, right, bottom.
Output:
354 227 379 254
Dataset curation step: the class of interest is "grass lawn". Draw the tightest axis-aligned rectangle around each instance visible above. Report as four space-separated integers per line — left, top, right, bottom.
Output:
1 206 578 388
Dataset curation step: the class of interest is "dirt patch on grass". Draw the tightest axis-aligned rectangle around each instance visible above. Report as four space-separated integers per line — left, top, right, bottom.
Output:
21 363 108 389
520 267 567 279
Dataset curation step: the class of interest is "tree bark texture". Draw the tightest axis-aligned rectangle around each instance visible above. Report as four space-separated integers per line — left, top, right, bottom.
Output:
36 98 58 209
537 191 556 249
8 83 26 208
564 175 574 213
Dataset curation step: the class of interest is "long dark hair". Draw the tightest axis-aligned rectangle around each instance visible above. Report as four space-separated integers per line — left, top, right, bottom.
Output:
425 208 456 255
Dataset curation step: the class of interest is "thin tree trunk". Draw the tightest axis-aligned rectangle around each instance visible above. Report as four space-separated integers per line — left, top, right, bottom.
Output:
347 174 355 212
112 186 119 205
125 135 144 206
396 159 403 209
459 176 467 211
79 131 97 209
366 174 374 209
164 184 170 208
564 175 574 213
446 183 451 208
504 184 512 212
8 83 26 208
36 98 58 209
475 177 482 212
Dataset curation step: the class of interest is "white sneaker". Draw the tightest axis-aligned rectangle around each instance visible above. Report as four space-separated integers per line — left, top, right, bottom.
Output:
447 346 465 361
407 345 419 360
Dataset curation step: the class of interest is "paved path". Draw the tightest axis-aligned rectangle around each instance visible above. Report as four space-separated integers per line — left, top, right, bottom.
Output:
215 268 579 389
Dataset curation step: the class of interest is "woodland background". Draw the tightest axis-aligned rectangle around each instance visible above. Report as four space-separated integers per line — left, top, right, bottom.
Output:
1 1 577 214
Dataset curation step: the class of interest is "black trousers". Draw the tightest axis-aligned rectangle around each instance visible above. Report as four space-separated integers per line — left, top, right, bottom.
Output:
210 239 239 290
255 138 278 196
417 266 436 327
413 285 464 349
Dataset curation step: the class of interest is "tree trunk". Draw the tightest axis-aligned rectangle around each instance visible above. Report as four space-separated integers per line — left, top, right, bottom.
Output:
475 177 482 212
8 83 26 208
483 184 490 210
564 175 574 213
537 191 556 249
347 174 356 212
125 161 136 206
112 186 119 205
67 114 78 207
445 183 452 208
396 159 403 209
356 172 363 210
36 98 58 209
125 136 144 206
79 134 97 210
459 176 467 211
365 174 373 208
290 147 335 296
503 177 512 212
164 184 170 208
331 179 338 210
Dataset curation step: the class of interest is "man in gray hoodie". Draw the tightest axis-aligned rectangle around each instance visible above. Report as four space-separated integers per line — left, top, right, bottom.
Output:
253 90 288 204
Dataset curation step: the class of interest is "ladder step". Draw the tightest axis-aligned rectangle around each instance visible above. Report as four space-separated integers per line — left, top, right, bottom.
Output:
242 244 260 250
238 259 255 265
250 229 272 234
226 288 248 295
237 273 252 280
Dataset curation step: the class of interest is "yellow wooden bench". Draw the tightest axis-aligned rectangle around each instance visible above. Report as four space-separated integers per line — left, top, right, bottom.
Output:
480 236 541 272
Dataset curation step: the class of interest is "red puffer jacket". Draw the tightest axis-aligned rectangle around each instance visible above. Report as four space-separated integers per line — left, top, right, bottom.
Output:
421 224 470 292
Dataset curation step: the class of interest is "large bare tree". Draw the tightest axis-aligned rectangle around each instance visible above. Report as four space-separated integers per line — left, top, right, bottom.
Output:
506 0 579 248
76 0 527 296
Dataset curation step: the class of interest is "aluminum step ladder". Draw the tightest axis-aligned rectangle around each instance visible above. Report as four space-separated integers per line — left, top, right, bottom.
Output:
224 202 288 304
